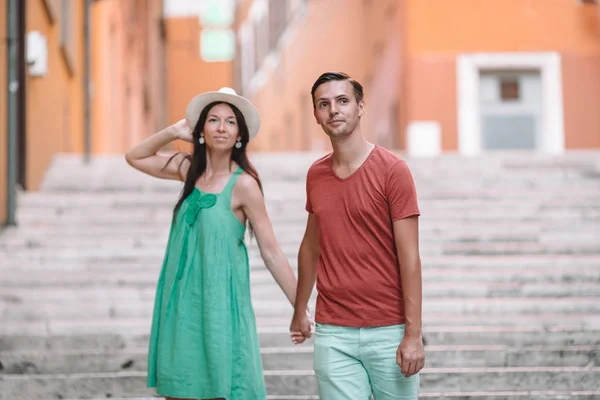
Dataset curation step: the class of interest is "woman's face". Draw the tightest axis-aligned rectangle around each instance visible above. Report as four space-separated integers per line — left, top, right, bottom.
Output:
202 103 240 151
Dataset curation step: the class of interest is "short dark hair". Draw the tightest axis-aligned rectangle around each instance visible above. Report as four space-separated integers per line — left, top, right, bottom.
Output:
310 72 364 109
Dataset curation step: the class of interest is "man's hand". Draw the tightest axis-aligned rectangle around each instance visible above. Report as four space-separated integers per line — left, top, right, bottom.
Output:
290 309 314 344
396 335 425 377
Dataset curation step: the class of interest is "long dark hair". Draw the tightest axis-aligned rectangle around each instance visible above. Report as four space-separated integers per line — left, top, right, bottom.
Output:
165 101 263 235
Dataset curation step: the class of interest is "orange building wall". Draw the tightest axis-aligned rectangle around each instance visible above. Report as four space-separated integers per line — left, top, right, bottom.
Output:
91 0 166 154
562 54 600 148
405 0 600 56
164 17 233 126
404 0 600 151
359 1 404 150
163 17 233 153
0 0 7 224
25 0 85 190
235 0 402 152
404 56 458 151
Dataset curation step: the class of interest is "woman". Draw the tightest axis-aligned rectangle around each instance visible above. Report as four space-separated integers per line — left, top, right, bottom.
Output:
125 87 303 399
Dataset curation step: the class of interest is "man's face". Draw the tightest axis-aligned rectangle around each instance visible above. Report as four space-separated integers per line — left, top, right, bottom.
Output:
313 80 364 139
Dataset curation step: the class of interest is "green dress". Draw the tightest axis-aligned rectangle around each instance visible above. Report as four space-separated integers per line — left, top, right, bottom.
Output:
147 167 266 399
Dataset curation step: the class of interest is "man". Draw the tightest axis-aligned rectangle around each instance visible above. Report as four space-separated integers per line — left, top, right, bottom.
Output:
290 72 424 399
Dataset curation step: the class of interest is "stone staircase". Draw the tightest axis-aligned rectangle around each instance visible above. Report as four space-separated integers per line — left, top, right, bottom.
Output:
1 150 600 399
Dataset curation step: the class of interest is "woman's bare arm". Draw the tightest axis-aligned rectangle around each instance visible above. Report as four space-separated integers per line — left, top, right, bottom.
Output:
235 174 298 307
124 119 193 181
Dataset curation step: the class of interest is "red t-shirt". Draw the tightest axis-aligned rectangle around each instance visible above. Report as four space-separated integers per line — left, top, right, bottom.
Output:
306 145 420 327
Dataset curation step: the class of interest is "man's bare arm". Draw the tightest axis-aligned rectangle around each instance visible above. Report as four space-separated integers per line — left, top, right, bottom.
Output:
393 215 425 376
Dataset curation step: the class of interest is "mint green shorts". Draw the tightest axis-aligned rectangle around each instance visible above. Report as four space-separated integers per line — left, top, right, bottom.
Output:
313 323 420 400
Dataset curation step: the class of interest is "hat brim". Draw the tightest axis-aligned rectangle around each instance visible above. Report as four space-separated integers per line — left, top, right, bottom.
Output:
185 91 261 140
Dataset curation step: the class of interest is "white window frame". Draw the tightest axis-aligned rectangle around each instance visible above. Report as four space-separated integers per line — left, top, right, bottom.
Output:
457 52 565 156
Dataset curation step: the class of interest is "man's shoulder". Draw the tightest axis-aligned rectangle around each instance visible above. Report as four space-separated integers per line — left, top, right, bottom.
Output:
372 145 406 167
369 147 416 191
307 152 332 178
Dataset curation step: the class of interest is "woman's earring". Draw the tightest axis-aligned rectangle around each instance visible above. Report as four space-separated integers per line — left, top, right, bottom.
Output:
198 136 205 145
235 141 242 149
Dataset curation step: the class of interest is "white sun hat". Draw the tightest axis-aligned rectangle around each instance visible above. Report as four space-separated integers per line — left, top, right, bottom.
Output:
185 87 261 140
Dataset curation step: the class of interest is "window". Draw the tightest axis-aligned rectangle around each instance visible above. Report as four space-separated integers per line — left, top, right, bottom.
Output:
201 29 235 62
198 0 236 62
199 0 235 26
499 78 520 101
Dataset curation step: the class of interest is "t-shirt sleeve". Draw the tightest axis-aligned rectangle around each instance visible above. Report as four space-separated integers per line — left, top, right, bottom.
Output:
305 168 314 213
386 160 420 221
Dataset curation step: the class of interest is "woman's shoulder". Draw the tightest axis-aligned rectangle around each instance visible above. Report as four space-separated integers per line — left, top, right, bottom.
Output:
235 170 259 190
232 169 263 202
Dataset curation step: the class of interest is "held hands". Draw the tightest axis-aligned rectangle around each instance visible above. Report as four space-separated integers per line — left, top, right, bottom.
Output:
396 335 425 377
289 309 315 345
170 119 194 143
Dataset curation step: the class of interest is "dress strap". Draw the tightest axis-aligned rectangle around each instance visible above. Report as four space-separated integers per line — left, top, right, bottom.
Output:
221 166 244 198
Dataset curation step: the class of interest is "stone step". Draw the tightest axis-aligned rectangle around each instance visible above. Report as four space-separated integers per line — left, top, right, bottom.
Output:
1 227 600 249
2 312 599 339
2 253 598 268
1 366 599 398
1 307 600 338
37 168 600 187
7 219 598 239
15 192 600 211
22 177 600 194
13 206 600 223
3 232 600 250
10 212 594 233
19 392 600 400
2 281 599 301
3 293 600 320
13 194 600 213
2 327 598 353
36 169 600 184
2 264 599 289
1 345 598 375
3 234 599 256
417 392 600 399
2 243 600 261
